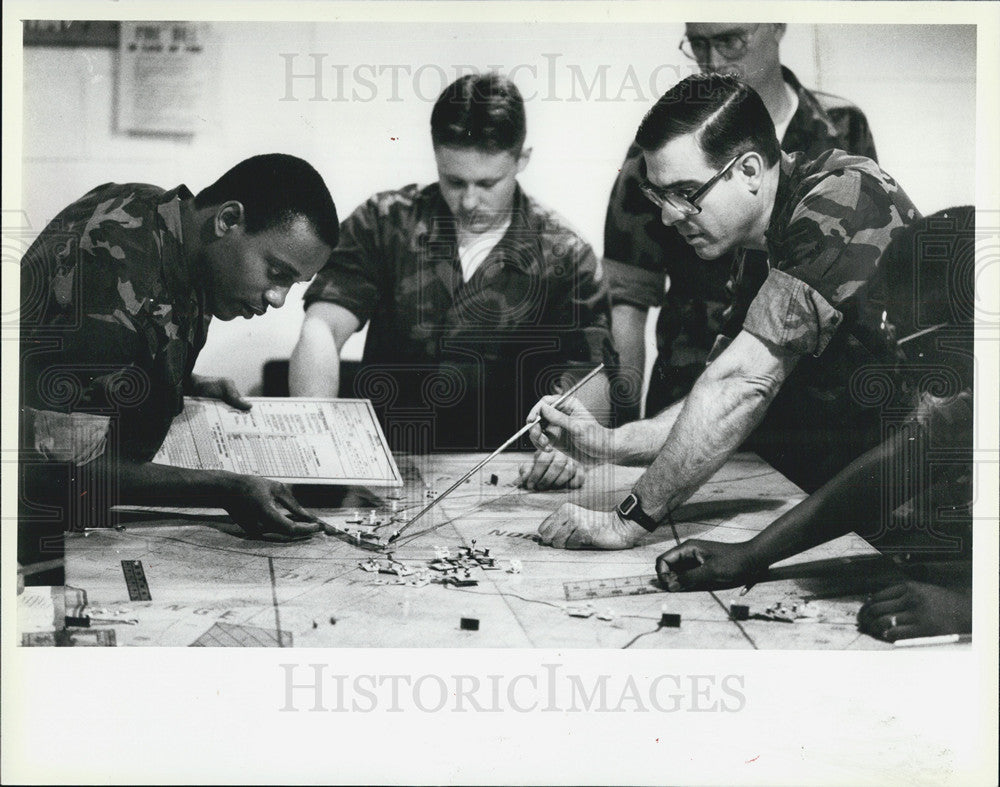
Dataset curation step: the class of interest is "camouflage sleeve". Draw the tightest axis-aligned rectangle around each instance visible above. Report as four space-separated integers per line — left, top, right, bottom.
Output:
742 268 844 356
302 198 382 323
565 241 618 369
745 168 913 356
22 408 110 465
602 147 669 308
20 188 180 463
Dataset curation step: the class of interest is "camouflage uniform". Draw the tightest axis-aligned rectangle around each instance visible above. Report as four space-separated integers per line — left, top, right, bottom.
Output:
19 183 208 572
718 149 920 493
603 67 878 418
304 182 616 451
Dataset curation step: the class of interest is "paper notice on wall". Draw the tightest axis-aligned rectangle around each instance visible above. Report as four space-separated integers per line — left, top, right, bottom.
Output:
153 397 402 486
116 21 211 135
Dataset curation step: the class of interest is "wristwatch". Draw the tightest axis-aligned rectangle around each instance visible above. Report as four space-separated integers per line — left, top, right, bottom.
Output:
616 490 659 533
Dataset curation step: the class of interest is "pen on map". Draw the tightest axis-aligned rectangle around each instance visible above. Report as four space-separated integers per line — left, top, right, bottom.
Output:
393 363 605 538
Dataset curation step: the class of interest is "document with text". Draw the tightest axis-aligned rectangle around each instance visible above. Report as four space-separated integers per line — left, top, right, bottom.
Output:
152 397 402 486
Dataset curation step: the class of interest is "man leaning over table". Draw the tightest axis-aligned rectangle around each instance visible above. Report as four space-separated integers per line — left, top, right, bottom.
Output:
20 154 339 582
605 22 878 422
527 73 918 549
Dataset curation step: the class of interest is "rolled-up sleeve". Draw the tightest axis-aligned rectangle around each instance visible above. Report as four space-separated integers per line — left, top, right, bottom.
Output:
24 408 110 465
602 258 665 309
303 200 382 324
743 268 843 356
755 166 915 356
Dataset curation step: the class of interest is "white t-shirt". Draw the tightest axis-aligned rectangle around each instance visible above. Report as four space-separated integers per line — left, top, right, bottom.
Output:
457 218 512 281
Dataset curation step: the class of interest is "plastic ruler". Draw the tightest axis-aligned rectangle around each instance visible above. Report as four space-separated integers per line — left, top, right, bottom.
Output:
563 574 662 600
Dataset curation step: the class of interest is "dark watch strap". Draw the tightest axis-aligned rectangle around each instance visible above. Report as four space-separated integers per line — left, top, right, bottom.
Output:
616 491 658 533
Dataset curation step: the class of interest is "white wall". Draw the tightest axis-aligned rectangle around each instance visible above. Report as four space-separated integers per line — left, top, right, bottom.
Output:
19 22 977 394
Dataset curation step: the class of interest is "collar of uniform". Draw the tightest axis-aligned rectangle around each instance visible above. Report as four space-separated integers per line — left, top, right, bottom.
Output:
781 65 840 146
156 184 194 291
417 182 537 272
763 150 804 261
156 184 207 345
156 184 192 240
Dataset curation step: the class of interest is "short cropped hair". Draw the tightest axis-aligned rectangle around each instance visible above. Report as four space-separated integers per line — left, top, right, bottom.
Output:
635 73 780 169
430 73 527 154
195 153 339 247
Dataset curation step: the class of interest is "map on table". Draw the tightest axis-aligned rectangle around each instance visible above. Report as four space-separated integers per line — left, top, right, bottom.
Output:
20 453 900 650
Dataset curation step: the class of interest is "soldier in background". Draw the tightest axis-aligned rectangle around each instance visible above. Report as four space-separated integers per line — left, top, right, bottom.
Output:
605 22 878 422
290 73 615 487
19 154 338 582
528 74 919 550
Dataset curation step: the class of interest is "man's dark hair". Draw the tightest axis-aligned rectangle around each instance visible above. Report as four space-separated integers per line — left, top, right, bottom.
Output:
635 73 780 169
195 153 339 247
430 73 526 154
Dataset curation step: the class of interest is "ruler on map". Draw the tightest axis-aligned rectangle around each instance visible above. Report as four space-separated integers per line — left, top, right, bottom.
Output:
563 574 663 601
121 559 152 601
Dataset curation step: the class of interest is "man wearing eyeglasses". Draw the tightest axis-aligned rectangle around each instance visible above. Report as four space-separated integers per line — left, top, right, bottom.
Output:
604 23 878 425
526 73 918 550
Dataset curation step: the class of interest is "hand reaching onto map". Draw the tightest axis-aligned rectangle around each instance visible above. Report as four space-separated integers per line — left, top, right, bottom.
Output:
537 503 647 549
518 449 586 491
655 539 760 591
223 475 322 541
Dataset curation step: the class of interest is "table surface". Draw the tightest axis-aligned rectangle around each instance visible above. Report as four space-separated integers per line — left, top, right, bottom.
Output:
19 452 904 649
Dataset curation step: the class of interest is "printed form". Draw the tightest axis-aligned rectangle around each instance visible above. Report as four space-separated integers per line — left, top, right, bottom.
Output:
153 397 402 486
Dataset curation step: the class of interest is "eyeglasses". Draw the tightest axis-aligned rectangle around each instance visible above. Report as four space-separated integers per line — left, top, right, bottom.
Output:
679 25 760 63
639 153 742 216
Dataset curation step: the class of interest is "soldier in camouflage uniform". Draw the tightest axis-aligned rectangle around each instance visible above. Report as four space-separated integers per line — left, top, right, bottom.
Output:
604 23 878 422
19 154 339 581
291 74 616 479
527 74 920 550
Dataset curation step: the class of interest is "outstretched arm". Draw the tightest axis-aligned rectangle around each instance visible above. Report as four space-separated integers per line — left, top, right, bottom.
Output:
533 330 799 550
656 420 920 590
23 454 323 541
109 460 323 540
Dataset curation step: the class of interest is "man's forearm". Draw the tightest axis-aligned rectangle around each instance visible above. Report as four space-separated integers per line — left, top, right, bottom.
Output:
633 370 780 520
289 317 341 397
607 399 683 465
569 372 612 427
94 458 238 507
744 423 919 570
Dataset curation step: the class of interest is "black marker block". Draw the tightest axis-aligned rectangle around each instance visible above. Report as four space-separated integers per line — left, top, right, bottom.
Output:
460 617 480 631
659 613 681 628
